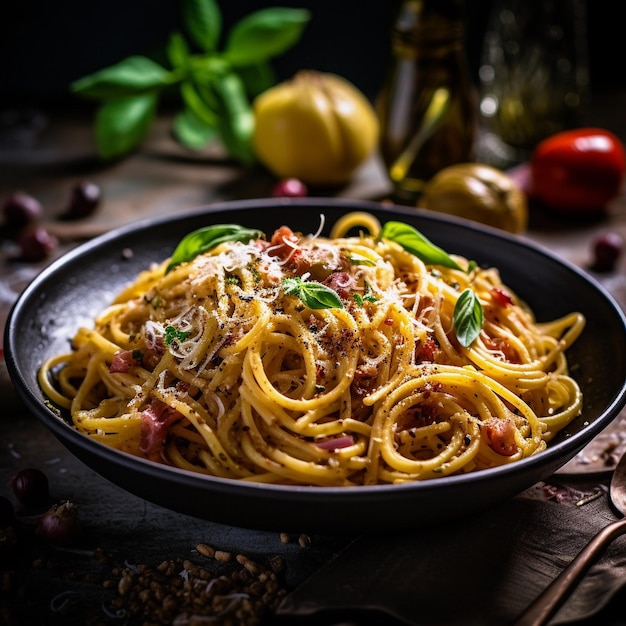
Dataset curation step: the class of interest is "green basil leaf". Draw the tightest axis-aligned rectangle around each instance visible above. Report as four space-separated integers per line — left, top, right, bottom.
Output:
94 93 158 160
453 288 484 348
212 72 256 164
167 224 263 273
236 62 276 98
166 32 191 69
378 221 464 271
283 277 344 310
180 80 219 126
301 283 345 310
224 7 311 65
71 56 172 100
282 277 303 296
188 55 230 81
183 0 222 53
173 108 217 150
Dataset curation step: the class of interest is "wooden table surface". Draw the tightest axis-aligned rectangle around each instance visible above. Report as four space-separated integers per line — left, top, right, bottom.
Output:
1 93 625 625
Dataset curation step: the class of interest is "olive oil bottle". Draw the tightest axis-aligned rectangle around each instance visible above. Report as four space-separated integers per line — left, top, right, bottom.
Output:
377 0 478 203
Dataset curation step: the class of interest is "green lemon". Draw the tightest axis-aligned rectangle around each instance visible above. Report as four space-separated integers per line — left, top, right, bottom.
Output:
421 163 528 234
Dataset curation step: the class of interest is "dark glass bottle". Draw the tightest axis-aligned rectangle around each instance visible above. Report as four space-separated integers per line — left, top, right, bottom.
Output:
477 0 589 168
377 0 478 203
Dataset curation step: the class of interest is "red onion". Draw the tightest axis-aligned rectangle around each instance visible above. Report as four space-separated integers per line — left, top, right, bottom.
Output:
36 501 82 546
316 435 355 450
7 467 49 508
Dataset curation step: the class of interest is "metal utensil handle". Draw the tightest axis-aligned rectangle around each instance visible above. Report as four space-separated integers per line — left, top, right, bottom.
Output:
513 516 626 626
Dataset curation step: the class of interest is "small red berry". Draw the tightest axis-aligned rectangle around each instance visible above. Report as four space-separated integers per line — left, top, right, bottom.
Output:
65 181 102 219
271 178 308 198
17 227 58 262
2 192 43 232
592 232 624 272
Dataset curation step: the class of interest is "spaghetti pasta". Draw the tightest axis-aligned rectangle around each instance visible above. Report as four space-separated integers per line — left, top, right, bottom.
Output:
39 213 584 485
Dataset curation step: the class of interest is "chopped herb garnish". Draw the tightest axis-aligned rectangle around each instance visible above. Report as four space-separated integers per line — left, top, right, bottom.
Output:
146 293 163 309
353 281 378 307
282 277 344 310
362 281 378 303
247 261 262 283
164 325 191 345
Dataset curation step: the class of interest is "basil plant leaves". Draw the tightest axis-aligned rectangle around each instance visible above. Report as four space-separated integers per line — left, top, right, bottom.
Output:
71 0 310 162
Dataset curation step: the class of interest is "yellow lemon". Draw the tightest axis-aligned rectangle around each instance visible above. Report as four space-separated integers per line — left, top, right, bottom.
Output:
252 71 379 186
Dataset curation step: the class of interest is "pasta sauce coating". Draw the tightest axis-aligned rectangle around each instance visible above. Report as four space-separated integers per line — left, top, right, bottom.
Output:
39 214 584 485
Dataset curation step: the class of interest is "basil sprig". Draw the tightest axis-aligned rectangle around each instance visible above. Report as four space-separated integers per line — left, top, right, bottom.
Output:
378 221 464 271
283 277 344 310
71 0 310 162
166 224 263 273
453 289 484 347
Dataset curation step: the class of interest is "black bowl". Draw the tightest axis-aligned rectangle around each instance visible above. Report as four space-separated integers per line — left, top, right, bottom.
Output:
5 198 626 532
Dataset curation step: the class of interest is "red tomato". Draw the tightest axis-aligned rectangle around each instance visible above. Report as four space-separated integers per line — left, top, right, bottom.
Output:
530 128 626 212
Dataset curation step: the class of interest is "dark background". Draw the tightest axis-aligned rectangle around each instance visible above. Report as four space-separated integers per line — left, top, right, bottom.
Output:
0 0 620 113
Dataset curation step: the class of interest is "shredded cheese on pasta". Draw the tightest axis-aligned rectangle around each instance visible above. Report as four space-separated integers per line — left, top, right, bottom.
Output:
39 213 584 485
